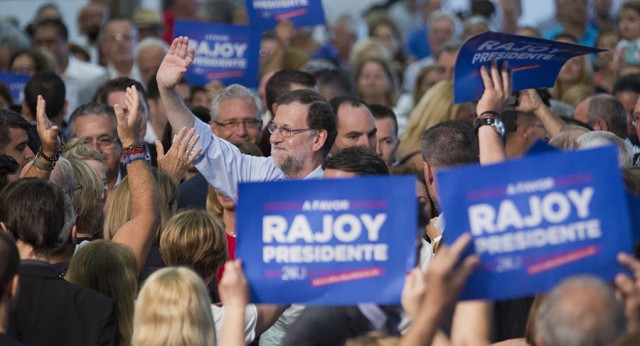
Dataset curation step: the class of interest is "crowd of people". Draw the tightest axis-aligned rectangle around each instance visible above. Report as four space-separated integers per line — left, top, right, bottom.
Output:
3 0 640 345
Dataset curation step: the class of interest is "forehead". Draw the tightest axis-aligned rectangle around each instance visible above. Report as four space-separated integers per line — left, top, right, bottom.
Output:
217 97 257 120
375 117 396 135
273 102 309 127
337 104 374 129
107 21 132 34
7 126 28 144
106 91 127 107
361 61 386 74
73 114 114 137
323 168 357 179
34 25 59 38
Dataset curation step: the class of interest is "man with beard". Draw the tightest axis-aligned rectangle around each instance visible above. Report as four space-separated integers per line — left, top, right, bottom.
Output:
156 36 336 201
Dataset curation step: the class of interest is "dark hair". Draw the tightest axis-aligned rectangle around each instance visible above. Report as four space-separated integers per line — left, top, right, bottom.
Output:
323 146 389 176
9 48 51 73
421 120 478 168
0 154 19 191
0 178 65 256
277 89 336 156
265 69 316 115
329 96 368 116
67 102 117 139
0 83 12 106
93 77 148 105
24 71 66 118
312 68 354 98
0 231 19 298
613 74 640 94
0 109 30 150
369 104 398 137
33 18 69 41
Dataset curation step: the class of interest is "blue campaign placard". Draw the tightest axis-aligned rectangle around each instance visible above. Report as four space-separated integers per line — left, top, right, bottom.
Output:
454 32 605 104
437 146 632 301
245 0 326 30
174 21 260 88
236 176 417 305
0 72 30 105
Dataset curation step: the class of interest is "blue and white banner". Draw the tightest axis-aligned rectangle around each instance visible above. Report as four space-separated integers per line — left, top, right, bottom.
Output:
454 32 604 103
437 146 632 300
246 0 326 30
236 176 417 305
0 72 30 105
174 21 260 88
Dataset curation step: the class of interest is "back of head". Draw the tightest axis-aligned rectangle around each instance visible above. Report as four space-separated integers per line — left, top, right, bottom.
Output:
576 131 633 167
133 266 215 346
323 146 389 176
24 71 66 118
587 94 628 139
159 210 227 279
67 158 104 237
0 231 19 299
0 178 65 257
67 240 137 346
93 77 147 104
535 275 626 346
265 69 315 115
277 89 337 156
421 120 478 169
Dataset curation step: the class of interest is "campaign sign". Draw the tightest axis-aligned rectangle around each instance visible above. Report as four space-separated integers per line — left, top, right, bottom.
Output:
236 176 417 305
0 72 30 105
437 146 632 300
454 31 605 103
245 0 326 30
174 21 260 88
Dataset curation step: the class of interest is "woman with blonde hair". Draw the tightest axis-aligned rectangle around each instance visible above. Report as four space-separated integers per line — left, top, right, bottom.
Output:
396 80 472 168
67 240 138 346
132 266 216 346
67 159 105 242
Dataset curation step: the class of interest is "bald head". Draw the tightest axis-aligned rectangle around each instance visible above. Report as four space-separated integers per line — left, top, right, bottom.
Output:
573 94 627 139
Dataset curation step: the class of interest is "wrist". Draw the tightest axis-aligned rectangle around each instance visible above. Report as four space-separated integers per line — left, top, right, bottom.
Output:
477 111 501 119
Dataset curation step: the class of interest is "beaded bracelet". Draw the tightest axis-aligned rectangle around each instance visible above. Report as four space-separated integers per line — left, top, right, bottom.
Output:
38 147 59 162
123 152 148 165
122 144 144 155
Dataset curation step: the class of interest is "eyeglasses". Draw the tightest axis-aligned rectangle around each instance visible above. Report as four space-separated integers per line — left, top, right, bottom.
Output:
105 33 134 43
633 114 640 126
82 136 118 149
213 119 262 129
267 123 313 138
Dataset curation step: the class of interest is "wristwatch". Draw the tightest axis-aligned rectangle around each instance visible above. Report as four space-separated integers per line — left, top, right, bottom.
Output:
32 156 56 171
474 116 505 137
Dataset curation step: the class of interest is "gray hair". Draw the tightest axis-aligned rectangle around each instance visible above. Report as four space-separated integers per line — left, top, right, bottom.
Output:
576 131 634 167
585 94 628 139
535 275 626 346
427 10 460 38
50 157 77 254
210 84 262 122
67 103 117 139
135 37 169 60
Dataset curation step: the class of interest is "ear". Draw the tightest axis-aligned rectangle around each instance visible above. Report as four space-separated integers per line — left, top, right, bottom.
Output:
311 129 328 152
593 118 608 131
423 161 434 186
535 335 545 346
272 102 279 115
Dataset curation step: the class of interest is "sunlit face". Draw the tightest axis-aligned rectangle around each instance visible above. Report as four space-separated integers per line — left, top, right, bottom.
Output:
331 104 376 155
619 8 640 40
596 32 619 66
211 97 260 144
72 115 121 182
374 117 398 166
428 17 454 53
269 102 318 177
557 57 583 85
357 61 391 100
4 127 34 182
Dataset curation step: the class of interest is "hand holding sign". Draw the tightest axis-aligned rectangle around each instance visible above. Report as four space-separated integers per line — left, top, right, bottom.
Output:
157 36 195 90
476 61 512 116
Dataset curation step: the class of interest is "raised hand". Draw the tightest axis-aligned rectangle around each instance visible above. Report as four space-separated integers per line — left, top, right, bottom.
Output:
476 60 512 116
615 252 640 331
219 259 249 308
36 95 60 157
114 86 141 148
156 36 195 90
156 127 202 184
402 268 427 319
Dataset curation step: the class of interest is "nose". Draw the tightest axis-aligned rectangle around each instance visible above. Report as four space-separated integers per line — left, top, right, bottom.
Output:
375 141 383 156
24 147 35 161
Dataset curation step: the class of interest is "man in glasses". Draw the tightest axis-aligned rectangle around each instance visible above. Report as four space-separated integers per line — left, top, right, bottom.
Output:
210 84 263 145
157 36 336 202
